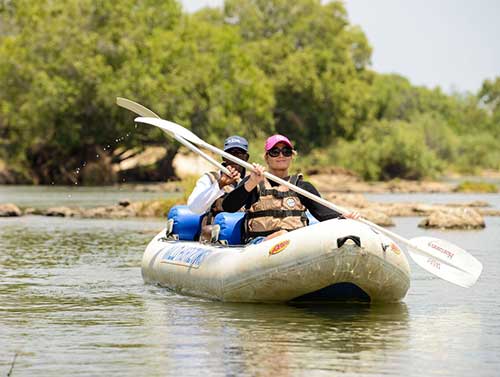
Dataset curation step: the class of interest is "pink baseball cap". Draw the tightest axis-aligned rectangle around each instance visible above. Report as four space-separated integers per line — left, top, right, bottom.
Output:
265 134 293 151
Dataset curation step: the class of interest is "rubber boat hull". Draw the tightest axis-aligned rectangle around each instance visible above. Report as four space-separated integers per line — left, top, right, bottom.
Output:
142 218 411 303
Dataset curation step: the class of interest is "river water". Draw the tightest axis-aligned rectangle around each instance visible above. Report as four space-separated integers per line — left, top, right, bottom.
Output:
1 188 499 376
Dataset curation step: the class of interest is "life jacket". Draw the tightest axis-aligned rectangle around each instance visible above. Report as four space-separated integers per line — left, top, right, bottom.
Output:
245 174 308 239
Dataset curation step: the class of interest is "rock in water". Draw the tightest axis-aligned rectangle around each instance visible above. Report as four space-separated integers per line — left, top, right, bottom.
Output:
419 208 485 229
0 203 22 217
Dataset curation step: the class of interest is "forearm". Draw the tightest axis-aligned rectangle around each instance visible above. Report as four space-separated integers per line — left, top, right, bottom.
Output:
187 179 224 214
305 200 342 221
222 182 252 212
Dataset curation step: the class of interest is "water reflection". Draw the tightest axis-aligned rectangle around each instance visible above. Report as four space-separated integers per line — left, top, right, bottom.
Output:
141 297 409 376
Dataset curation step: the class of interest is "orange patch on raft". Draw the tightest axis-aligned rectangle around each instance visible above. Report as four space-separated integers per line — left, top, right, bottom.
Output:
269 240 291 255
390 243 401 255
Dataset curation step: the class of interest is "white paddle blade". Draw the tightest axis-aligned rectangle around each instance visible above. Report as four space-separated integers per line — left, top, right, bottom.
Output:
408 237 483 288
134 117 204 145
117 97 160 118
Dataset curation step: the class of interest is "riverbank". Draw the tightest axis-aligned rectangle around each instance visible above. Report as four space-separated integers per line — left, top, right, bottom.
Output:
2 168 499 229
2 189 498 229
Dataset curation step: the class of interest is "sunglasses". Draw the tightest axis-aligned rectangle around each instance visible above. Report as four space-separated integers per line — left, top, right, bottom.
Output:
226 148 248 158
267 147 293 157
225 148 249 160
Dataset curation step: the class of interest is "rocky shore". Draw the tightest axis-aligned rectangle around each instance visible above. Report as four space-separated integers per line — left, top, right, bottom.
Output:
2 189 497 229
2 163 498 229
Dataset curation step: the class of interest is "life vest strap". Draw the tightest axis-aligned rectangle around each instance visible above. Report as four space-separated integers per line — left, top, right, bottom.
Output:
246 209 306 219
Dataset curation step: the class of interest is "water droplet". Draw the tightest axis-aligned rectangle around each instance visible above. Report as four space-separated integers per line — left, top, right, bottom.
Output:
96 154 100 158
83 162 87 167
103 147 107 151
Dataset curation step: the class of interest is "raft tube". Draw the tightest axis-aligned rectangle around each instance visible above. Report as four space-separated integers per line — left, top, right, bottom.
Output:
142 207 411 303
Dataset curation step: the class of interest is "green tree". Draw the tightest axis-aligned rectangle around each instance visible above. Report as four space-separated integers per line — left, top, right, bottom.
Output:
221 0 374 151
478 76 500 137
0 0 182 183
0 0 274 183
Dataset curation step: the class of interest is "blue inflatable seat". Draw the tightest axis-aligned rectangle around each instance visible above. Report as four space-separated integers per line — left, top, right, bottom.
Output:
214 212 245 245
167 205 320 244
167 205 203 241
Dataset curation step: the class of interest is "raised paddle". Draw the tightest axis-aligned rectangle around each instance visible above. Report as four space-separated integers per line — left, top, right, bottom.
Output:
116 97 232 176
132 115 483 288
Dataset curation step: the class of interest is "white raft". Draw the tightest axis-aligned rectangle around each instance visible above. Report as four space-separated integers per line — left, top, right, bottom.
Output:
142 214 411 303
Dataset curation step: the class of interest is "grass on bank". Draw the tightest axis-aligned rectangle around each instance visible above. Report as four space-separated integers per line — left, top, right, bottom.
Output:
454 181 498 193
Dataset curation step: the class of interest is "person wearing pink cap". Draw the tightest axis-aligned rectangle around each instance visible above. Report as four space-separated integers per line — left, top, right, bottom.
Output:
222 134 359 244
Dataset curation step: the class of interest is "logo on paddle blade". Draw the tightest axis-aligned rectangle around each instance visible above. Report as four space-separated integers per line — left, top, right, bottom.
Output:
428 241 454 259
427 257 441 270
269 240 290 255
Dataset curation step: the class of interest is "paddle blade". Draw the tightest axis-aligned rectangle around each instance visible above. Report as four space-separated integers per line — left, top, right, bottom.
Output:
117 97 160 118
134 117 204 145
408 237 483 288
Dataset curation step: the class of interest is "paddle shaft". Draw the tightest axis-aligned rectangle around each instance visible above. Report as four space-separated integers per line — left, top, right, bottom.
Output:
116 98 232 176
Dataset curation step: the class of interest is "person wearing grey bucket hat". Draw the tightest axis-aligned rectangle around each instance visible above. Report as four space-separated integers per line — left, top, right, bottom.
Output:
187 135 250 241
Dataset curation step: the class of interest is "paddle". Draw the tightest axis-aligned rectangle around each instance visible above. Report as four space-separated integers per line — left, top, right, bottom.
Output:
116 97 232 176
132 116 483 288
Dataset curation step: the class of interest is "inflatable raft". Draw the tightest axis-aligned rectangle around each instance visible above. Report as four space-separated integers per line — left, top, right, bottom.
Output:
142 206 411 303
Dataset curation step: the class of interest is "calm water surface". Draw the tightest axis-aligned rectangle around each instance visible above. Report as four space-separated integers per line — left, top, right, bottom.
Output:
365 192 500 209
1 190 499 376
0 185 170 209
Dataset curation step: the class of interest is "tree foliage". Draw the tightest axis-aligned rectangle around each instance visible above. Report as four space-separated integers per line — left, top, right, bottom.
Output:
0 0 498 183
221 0 374 150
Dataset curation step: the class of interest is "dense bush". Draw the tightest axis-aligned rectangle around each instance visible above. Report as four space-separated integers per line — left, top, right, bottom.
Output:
453 133 500 173
330 120 443 180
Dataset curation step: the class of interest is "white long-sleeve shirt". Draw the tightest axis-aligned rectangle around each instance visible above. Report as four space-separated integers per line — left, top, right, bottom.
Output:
187 173 226 214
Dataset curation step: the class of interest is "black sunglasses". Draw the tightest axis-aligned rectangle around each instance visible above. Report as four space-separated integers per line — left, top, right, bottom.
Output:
225 148 249 161
267 147 293 157
225 148 247 156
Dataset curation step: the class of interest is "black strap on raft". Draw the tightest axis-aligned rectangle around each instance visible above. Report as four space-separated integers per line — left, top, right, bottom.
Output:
337 235 361 248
